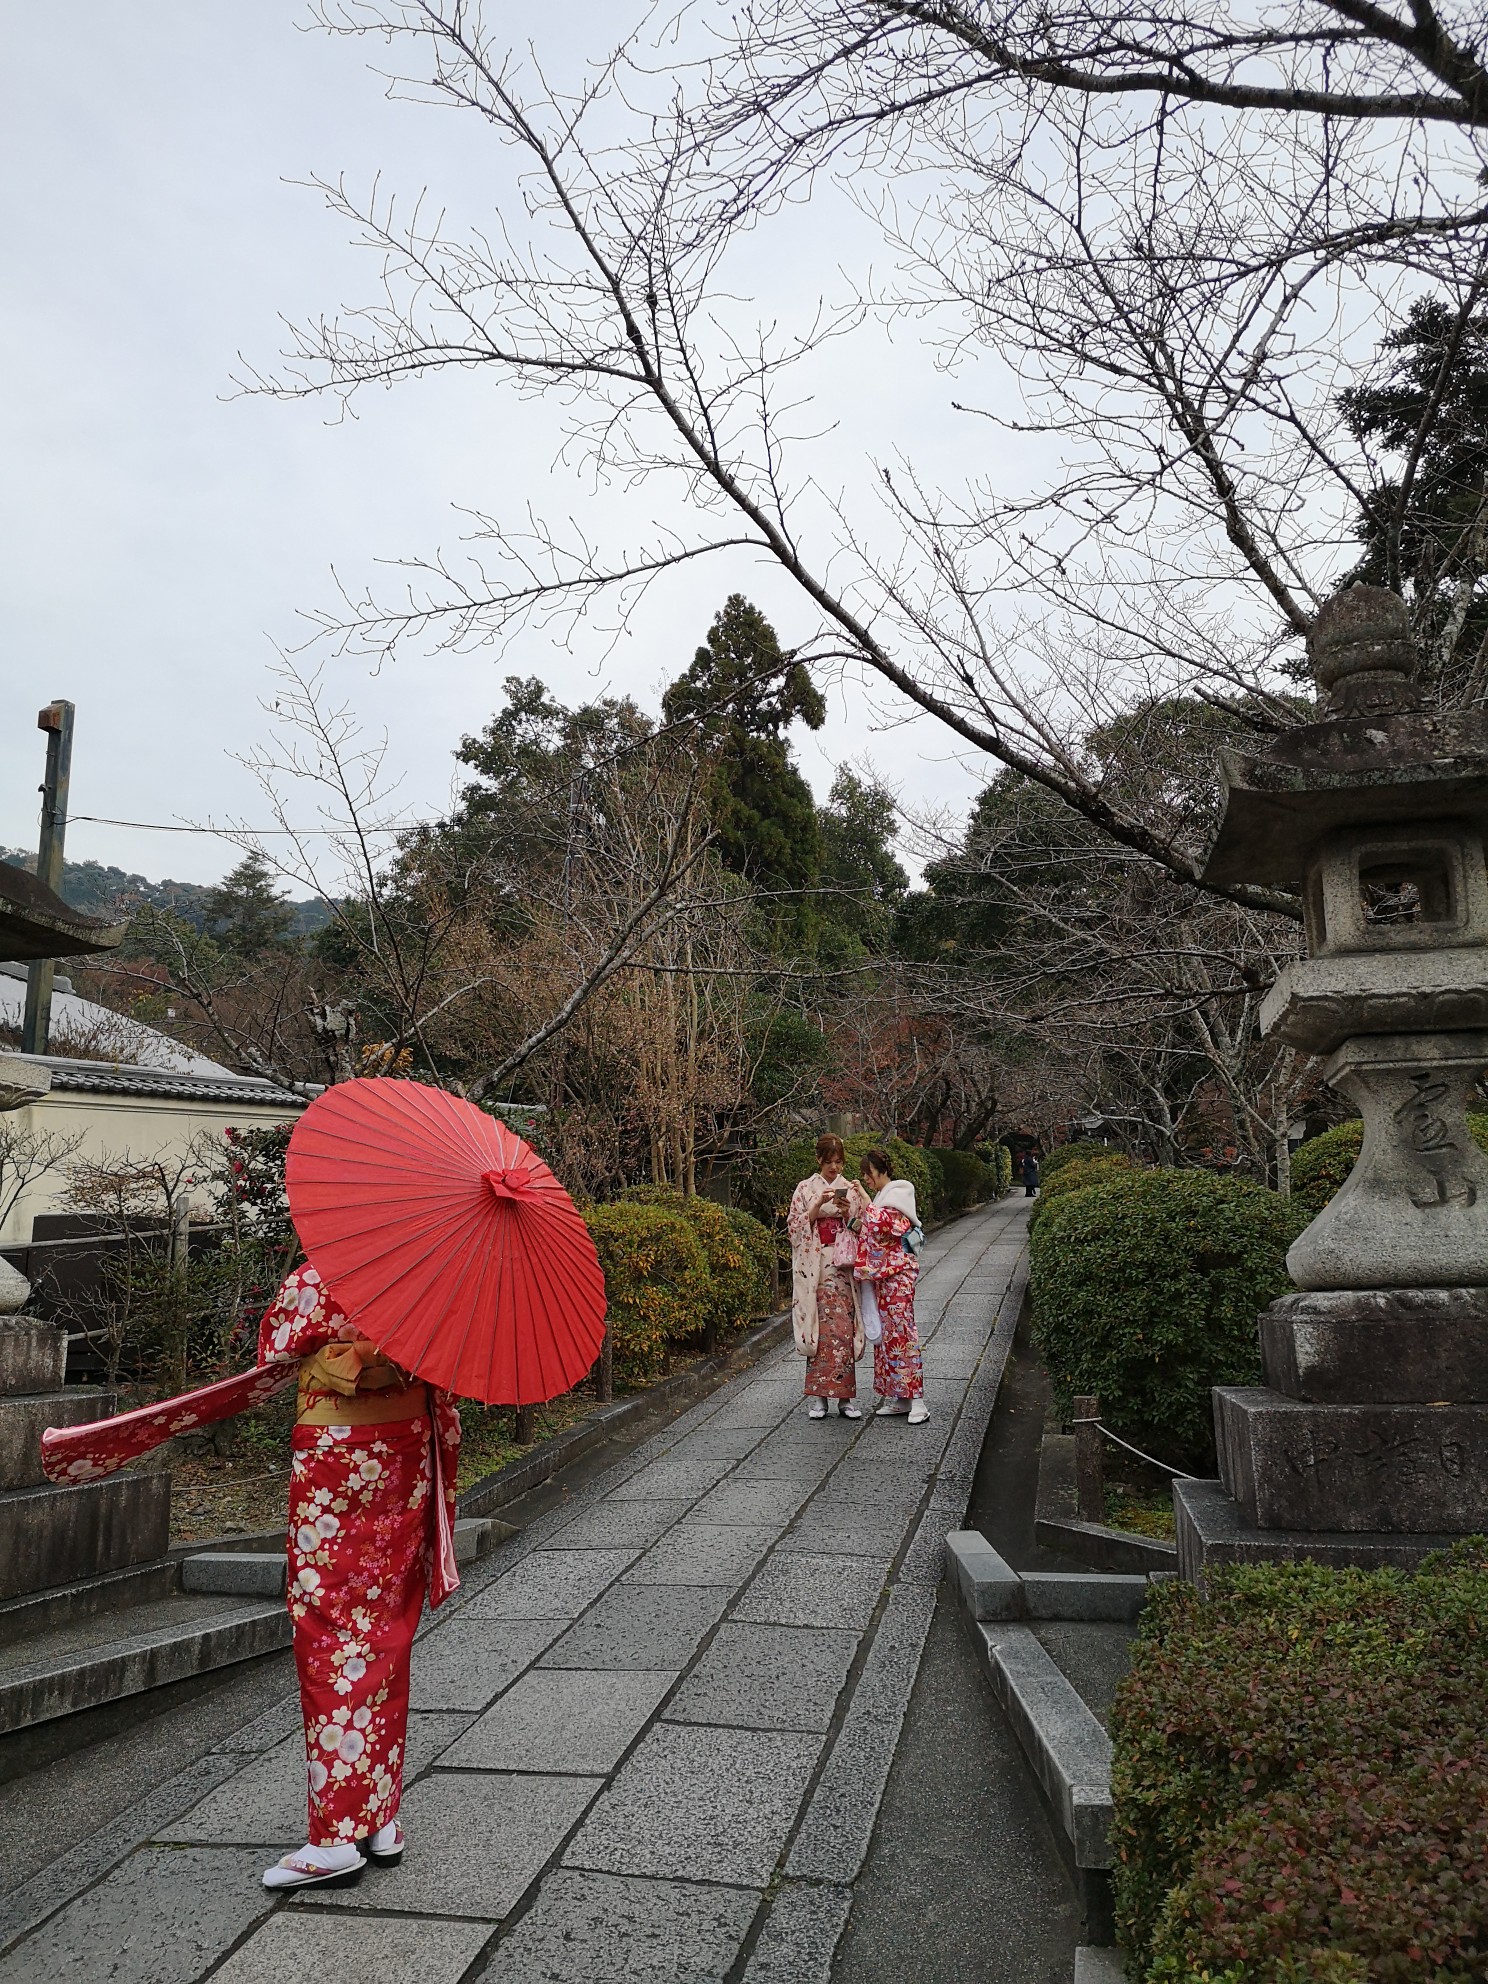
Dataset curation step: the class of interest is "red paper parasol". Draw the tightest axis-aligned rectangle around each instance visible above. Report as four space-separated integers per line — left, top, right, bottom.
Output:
285 1079 607 1406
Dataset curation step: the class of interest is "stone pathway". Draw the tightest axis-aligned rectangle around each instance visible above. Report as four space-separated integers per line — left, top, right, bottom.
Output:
0 1199 1030 1984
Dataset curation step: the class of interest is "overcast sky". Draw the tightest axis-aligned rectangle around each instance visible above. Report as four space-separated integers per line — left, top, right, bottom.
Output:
1 3 993 891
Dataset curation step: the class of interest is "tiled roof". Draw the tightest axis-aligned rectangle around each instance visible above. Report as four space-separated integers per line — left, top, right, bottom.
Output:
37 1055 305 1108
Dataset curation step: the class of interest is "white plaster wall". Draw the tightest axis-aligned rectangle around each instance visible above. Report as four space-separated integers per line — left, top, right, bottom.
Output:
0 1087 302 1247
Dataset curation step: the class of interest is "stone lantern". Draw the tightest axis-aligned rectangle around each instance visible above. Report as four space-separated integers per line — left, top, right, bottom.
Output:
1179 583 1488 1574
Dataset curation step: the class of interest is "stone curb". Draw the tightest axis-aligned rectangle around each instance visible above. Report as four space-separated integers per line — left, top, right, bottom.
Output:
1034 1515 1179 1575
947 1530 1133 1878
947 1531 1150 1622
1074 1948 1125 1981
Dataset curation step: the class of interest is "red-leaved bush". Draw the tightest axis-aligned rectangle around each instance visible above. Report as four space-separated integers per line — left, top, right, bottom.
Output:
1111 1548 1488 1983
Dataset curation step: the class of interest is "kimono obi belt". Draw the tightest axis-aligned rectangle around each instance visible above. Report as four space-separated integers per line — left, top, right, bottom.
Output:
296 1343 429 1429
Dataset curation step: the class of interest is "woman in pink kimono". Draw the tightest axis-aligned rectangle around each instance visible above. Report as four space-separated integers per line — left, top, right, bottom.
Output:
787 1134 871 1420
855 1148 928 1423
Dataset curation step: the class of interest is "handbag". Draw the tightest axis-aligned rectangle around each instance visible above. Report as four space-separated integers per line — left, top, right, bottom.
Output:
830 1224 858 1269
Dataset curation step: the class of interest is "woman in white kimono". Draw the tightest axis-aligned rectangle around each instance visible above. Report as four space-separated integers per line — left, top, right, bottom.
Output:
786 1134 871 1420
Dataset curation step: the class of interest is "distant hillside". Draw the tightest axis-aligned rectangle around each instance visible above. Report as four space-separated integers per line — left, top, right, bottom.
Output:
1 851 333 937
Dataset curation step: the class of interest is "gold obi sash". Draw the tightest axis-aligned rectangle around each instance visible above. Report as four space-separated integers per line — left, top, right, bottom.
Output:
296 1343 428 1429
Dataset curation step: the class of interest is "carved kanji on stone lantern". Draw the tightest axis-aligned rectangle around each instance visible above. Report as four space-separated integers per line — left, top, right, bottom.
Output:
1179 584 1488 1574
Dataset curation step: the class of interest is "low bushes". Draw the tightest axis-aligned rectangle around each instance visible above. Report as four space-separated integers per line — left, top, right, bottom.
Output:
936 1147 998 1212
1291 1114 1488 1218
1043 1138 1117 1179
616 1186 773 1345
1027 1150 1138 1234
1029 1167 1303 1469
583 1201 713 1385
744 1133 940 1224
1111 1548 1488 1982
588 1191 776 1383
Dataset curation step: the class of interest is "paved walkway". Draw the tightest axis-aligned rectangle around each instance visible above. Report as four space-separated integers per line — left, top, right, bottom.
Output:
0 1199 1031 1984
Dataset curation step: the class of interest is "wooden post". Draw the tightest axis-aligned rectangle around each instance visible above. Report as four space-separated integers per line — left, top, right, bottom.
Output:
1073 1393 1104 1523
515 1404 537 1445
596 1325 614 1404
21 700 75 1057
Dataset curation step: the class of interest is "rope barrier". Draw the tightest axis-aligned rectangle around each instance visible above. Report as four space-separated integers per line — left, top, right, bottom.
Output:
1071 1415 1195 1480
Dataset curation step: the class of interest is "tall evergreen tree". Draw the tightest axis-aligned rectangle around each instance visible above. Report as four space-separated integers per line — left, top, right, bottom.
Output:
201 853 295 957
1341 295 1488 700
662 595 826 946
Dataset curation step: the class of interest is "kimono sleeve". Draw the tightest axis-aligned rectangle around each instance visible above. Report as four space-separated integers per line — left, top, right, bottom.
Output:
256 1264 353 1367
786 1177 819 1253
854 1206 911 1281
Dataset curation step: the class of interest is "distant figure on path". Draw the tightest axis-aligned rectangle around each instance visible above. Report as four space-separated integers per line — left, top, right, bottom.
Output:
855 1148 927 1423
788 1134 871 1420
1021 1150 1040 1197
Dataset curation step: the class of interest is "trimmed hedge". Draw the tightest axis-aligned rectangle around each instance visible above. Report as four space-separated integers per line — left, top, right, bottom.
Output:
583 1201 711 1384
1111 1548 1488 1983
1027 1151 1138 1234
745 1133 939 1224
1291 1114 1488 1218
937 1147 997 1212
1029 1168 1304 1469
1043 1138 1117 1179
616 1186 773 1342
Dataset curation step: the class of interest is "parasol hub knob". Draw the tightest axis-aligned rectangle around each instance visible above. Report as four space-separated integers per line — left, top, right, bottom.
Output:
482 1166 535 1202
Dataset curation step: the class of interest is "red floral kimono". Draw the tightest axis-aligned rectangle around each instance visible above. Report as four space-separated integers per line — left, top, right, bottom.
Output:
855 1205 924 1401
257 1264 460 1846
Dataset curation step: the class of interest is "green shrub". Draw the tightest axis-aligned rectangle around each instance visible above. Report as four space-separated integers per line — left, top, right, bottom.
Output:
995 1143 1013 1195
1111 1548 1488 1983
1027 1151 1138 1234
1290 1114 1488 1218
744 1133 937 1224
582 1201 711 1384
1044 1139 1116 1179
936 1147 994 1212
616 1186 773 1339
1029 1168 1304 1468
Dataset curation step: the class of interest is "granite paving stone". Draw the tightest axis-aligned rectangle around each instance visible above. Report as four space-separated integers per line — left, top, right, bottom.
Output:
623 1520 779 1587
542 1501 691 1550
304 1770 601 1919
465 1548 642 1619
160 1712 470 1844
439 1669 676 1773
663 1425 769 1463
409 1616 570 1712
483 1872 760 1983
732 1552 887 1631
607 1458 735 1502
691 1477 812 1527
665 1623 858 1732
563 1722 824 1885
0 1847 271 1984
212 1913 492 1984
741 1881 855 1984
776 1503 917 1559
540 1582 729 1670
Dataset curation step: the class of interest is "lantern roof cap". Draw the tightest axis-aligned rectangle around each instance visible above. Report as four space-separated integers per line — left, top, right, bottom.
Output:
1201 587 1488 888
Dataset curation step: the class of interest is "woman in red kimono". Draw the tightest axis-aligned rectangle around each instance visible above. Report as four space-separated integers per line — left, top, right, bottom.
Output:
257 1262 461 1893
854 1149 928 1424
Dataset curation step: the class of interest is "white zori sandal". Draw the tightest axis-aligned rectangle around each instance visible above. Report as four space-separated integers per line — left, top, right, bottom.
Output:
262 1842 365 1891
807 1399 827 1419
365 1821 404 1866
907 1399 930 1425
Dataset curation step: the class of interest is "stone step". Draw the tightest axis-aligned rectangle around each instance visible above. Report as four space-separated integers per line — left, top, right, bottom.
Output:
0 1590 291 1735
177 1516 515 1597
0 1388 114 1491
0 1558 178 1649
0 1470 172 1601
